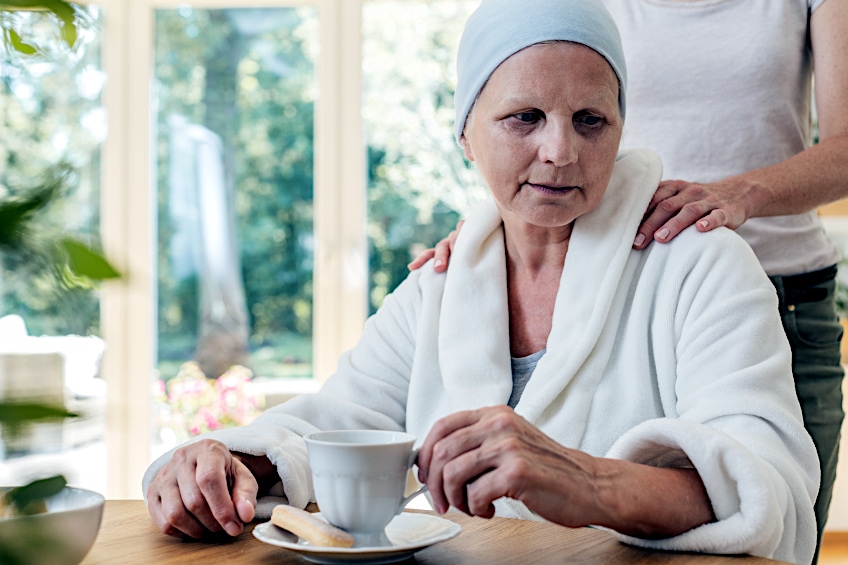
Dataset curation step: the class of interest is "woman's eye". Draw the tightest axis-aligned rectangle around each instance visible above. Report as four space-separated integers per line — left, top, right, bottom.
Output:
575 113 604 127
512 111 541 124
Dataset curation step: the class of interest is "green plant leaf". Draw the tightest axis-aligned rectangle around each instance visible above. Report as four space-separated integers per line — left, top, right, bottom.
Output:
0 0 77 48
58 238 120 281
44 0 77 48
0 197 45 249
0 171 64 251
0 1 74 20
4 475 67 515
7 29 37 54
0 401 77 438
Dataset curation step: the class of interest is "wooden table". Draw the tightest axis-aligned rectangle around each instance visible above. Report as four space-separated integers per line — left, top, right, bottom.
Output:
81 500 787 564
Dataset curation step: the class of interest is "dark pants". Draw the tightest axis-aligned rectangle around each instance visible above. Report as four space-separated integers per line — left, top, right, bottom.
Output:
770 265 845 565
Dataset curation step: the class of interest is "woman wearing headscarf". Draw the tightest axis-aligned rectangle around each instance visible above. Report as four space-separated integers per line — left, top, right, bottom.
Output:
142 1 818 562
416 2 847 561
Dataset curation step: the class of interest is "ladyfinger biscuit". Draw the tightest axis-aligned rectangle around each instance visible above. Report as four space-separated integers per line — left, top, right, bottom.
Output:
271 504 355 548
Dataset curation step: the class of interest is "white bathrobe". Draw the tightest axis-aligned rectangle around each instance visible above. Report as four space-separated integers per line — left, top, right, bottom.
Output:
144 149 818 565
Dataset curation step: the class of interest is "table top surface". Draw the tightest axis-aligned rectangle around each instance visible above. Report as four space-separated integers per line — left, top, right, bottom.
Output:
80 500 786 565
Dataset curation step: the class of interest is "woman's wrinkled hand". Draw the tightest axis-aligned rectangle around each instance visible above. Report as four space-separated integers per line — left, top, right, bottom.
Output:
407 220 464 272
146 439 259 539
416 406 609 527
416 407 715 538
633 178 758 249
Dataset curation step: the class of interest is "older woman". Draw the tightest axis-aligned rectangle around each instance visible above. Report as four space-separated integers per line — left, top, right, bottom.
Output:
143 1 818 563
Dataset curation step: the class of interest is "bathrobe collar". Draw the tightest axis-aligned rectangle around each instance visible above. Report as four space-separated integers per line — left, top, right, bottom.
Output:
438 150 662 439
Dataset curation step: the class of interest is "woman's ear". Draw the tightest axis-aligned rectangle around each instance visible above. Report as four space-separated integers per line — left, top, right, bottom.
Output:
459 134 475 162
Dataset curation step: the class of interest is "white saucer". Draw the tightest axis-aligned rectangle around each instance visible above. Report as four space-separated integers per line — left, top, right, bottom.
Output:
252 512 462 564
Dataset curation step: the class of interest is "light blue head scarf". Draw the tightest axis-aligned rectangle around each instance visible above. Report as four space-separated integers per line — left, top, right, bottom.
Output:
454 0 626 142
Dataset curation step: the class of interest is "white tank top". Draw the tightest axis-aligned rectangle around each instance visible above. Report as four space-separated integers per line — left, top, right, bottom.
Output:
601 0 840 275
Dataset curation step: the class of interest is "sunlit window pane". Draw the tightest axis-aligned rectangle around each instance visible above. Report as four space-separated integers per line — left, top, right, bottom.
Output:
153 7 317 446
362 0 485 312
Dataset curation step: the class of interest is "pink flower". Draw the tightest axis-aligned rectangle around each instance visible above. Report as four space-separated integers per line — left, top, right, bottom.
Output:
156 362 264 440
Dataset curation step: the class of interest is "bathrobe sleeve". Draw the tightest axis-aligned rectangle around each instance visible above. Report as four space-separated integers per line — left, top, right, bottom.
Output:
142 267 432 510
605 226 819 565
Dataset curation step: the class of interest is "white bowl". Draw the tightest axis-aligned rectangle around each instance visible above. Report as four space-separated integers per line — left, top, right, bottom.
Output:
0 486 105 565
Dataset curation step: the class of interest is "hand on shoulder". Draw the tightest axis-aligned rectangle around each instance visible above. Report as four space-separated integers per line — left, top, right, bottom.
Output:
632 177 762 250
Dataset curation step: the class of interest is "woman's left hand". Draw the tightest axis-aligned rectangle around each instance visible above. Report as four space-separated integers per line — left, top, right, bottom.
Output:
416 406 609 527
632 177 758 250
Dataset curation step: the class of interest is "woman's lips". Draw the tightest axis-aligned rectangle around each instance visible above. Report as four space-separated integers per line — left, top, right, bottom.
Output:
526 182 577 195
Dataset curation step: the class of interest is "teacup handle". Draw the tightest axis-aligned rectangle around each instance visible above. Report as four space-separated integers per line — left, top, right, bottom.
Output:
396 448 429 515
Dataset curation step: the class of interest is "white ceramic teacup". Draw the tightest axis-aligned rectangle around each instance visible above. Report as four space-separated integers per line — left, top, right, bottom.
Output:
303 429 428 546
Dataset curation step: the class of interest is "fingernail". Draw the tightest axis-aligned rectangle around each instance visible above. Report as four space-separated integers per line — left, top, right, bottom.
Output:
225 521 240 536
633 233 645 247
434 260 443 268
699 220 709 228
656 228 670 240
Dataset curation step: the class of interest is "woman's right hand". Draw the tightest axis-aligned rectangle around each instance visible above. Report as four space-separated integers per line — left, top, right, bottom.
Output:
407 220 464 272
417 407 715 538
146 439 259 539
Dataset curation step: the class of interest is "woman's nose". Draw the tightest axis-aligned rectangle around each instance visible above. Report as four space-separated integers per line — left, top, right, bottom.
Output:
537 124 577 166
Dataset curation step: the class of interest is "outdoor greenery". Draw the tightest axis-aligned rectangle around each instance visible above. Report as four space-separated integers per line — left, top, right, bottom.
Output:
3 1 486 386
154 7 318 379
363 1 484 311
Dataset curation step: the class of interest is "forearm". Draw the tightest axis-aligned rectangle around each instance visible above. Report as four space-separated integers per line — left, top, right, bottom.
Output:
735 135 848 218
498 435 717 539
593 459 715 539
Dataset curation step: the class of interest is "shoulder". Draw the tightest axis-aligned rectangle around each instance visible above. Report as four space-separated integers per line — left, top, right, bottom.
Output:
376 261 445 315
634 228 781 343
648 224 758 264
641 226 771 294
